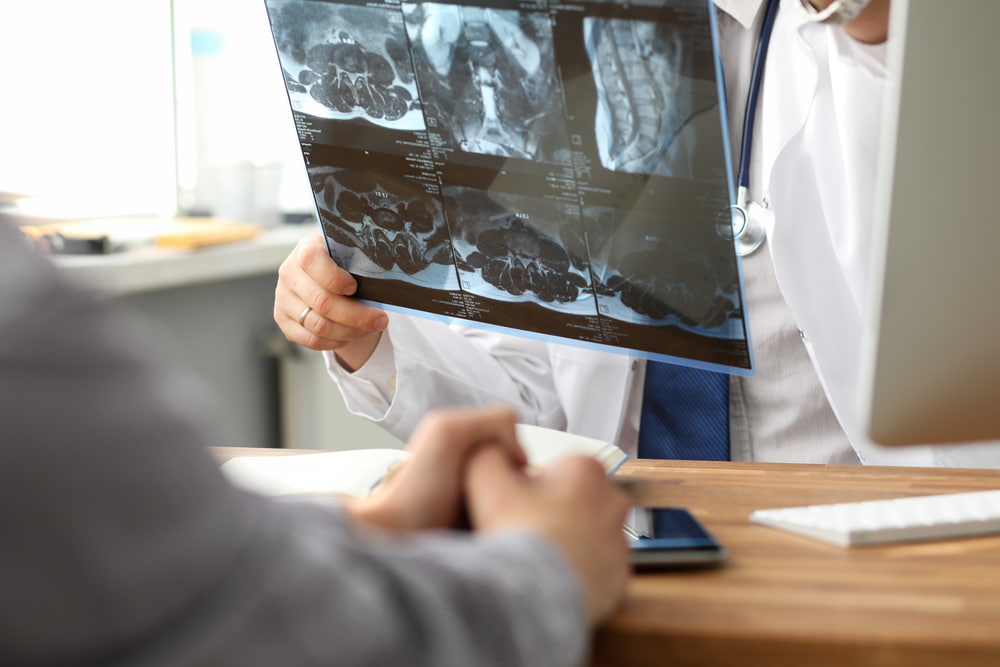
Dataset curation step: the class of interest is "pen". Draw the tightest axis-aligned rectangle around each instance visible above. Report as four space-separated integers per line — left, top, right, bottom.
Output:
622 522 640 540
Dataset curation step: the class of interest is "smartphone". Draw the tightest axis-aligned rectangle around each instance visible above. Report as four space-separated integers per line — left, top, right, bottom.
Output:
628 507 727 570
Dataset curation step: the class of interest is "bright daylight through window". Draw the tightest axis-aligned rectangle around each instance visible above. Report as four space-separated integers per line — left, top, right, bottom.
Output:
0 0 309 223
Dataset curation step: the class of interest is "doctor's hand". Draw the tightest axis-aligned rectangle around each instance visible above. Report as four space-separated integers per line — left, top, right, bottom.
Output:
274 234 388 371
464 446 632 626
346 405 528 533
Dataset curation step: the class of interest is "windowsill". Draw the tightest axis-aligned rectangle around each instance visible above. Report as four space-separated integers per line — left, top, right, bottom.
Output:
54 224 315 295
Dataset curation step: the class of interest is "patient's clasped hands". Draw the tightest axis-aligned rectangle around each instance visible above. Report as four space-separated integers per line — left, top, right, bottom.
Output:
346 405 632 625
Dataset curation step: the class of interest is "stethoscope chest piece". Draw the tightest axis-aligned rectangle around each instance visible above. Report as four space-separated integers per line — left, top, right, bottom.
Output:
733 201 771 256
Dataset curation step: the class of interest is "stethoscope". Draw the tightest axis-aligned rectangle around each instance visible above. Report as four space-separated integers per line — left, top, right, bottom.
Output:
730 0 780 256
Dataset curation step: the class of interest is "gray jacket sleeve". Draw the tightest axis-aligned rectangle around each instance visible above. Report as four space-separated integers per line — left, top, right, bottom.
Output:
0 224 587 667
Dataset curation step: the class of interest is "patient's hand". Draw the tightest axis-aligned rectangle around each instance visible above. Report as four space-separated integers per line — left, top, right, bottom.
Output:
345 405 526 532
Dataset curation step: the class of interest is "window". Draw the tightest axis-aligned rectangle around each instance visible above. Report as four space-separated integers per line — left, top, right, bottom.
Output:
173 0 310 222
0 0 309 221
0 2 177 217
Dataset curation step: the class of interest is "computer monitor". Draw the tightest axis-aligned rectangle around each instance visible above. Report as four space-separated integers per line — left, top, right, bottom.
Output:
859 0 1000 446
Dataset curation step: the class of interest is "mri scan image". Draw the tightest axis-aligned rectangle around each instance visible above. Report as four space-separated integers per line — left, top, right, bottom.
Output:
584 205 741 337
585 17 713 177
262 0 751 369
403 3 571 163
311 166 458 290
267 0 423 129
445 186 594 313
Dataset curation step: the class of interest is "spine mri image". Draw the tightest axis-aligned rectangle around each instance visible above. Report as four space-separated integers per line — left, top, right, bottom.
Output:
264 0 751 371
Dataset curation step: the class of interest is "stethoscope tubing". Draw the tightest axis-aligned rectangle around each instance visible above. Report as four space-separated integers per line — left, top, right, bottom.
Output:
736 0 780 211
728 0 780 256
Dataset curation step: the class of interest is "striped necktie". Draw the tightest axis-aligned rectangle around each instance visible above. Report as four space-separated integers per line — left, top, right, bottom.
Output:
637 360 730 461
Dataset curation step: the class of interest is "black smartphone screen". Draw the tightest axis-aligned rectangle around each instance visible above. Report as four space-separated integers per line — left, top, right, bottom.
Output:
629 507 727 569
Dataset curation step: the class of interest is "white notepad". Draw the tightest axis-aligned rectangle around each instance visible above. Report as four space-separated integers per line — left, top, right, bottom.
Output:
223 423 628 499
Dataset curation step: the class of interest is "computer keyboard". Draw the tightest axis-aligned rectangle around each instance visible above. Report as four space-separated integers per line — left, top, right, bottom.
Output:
749 489 1000 547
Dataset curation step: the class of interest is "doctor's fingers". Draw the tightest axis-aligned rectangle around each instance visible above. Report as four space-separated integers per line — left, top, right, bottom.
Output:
274 286 385 350
278 234 358 298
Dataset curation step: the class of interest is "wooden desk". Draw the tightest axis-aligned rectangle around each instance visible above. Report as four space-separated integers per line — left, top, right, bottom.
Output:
604 459 1000 667
217 449 1000 667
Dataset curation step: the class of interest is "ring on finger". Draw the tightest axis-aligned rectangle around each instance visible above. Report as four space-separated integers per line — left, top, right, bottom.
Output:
298 306 312 327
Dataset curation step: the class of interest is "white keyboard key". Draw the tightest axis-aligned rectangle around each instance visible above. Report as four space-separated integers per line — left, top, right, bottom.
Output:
749 489 1000 547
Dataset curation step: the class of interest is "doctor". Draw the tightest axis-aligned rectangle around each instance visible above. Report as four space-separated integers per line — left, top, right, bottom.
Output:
274 0 971 467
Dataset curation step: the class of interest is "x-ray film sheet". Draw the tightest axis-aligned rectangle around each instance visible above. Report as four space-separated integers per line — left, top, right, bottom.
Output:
265 0 752 373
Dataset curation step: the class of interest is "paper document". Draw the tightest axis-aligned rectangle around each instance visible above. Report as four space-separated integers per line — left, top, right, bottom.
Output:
222 423 628 499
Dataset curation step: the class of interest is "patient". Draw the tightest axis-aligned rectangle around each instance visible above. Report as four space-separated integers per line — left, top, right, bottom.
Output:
0 218 630 667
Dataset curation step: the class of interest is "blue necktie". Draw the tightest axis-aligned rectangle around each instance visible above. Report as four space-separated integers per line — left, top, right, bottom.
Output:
637 361 730 461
